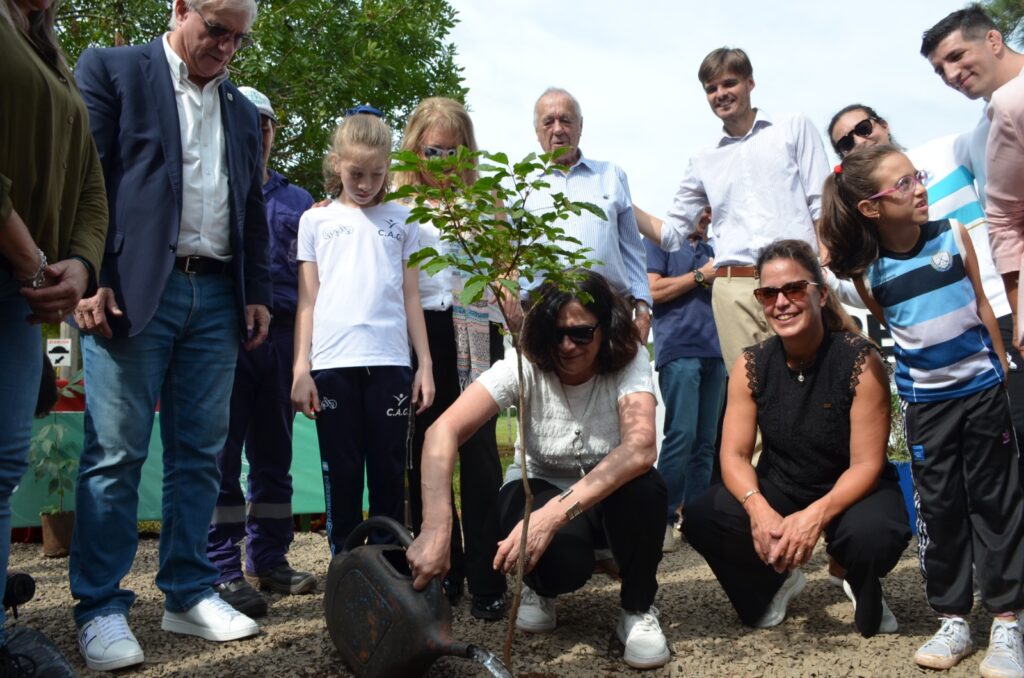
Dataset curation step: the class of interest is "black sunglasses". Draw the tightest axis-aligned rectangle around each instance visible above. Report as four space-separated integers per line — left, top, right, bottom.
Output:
191 5 252 49
554 324 599 346
835 118 875 155
422 145 458 159
752 280 819 305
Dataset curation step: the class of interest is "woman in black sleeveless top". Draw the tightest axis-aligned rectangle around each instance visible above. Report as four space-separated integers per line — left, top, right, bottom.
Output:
683 240 910 638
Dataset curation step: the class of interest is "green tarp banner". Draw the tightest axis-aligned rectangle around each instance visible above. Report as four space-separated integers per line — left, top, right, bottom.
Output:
14 412 336 529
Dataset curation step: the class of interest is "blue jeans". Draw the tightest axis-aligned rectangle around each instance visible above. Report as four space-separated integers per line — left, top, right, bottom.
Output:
70 271 239 625
0 272 41 646
656 356 726 522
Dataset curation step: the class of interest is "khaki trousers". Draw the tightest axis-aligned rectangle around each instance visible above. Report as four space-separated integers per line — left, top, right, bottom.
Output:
711 274 773 465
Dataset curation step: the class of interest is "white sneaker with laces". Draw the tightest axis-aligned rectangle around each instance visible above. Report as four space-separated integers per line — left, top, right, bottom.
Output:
841 579 898 634
980 617 1024 678
914 616 974 670
161 593 258 641
616 606 670 669
78 613 145 672
515 585 556 633
752 569 806 629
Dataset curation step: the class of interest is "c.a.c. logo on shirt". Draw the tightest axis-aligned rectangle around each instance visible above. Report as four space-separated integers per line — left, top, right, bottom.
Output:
930 251 952 272
378 218 404 242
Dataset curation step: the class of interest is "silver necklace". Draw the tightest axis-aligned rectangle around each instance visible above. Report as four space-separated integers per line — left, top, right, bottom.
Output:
559 376 600 478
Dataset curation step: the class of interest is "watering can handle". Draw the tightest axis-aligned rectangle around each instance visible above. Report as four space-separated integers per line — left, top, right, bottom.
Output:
341 515 414 552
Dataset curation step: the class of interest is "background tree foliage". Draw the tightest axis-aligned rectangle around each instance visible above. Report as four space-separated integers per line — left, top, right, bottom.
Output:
984 0 1024 47
56 0 468 195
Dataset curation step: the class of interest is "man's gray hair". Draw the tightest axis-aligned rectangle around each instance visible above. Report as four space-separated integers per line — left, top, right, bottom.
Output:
169 0 257 31
533 87 583 128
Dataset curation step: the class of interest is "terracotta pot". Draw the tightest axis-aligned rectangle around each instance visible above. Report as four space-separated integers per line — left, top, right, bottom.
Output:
40 511 75 558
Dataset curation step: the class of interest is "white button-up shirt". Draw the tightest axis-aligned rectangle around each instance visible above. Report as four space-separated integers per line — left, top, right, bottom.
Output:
661 110 829 266
521 153 651 303
162 34 232 261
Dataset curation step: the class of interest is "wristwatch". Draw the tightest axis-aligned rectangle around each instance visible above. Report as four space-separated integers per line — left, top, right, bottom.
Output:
693 269 709 288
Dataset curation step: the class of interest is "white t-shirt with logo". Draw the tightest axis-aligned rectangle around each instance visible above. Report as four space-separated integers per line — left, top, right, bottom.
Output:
297 200 420 370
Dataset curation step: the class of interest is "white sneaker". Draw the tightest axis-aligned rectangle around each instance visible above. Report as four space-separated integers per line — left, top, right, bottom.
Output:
914 617 974 670
842 579 898 634
515 585 556 633
662 525 679 553
616 606 670 669
980 617 1024 678
752 569 806 628
161 594 259 641
78 613 145 672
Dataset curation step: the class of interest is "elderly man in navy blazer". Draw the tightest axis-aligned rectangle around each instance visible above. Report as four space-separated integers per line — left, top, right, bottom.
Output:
70 0 271 670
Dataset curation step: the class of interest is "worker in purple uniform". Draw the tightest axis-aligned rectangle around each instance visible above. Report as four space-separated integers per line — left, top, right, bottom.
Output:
207 87 316 617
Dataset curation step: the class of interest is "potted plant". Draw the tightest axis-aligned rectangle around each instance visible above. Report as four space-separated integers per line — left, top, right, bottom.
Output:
29 375 82 557
887 389 916 534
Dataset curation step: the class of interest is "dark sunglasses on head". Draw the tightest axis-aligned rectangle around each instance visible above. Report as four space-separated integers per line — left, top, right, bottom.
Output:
554 324 599 346
752 280 819 305
835 118 875 155
422 145 458 159
191 5 252 49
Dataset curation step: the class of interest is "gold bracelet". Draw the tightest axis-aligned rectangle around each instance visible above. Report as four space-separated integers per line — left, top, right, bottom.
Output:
564 501 583 521
740 489 761 505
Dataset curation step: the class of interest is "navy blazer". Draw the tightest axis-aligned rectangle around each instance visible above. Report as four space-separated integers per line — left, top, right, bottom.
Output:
75 37 271 339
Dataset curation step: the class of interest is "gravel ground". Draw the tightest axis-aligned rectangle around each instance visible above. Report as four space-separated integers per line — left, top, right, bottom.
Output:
8 532 1000 677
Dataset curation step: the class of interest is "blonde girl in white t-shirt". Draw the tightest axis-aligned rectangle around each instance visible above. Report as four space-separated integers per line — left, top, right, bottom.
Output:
291 111 434 554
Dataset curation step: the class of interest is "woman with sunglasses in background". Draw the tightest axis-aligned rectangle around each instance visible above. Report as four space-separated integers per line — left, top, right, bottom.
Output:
683 239 910 638
406 269 671 669
393 97 510 621
820 145 1024 674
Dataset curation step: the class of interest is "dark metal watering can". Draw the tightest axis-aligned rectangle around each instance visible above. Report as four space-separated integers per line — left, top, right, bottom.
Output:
324 516 511 677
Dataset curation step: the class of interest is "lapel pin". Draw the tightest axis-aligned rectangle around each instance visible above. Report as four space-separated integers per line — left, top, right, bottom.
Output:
227 92 233 102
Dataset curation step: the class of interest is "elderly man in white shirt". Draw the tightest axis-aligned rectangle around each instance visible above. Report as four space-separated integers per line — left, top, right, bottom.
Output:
649 48 830 369
524 88 653 341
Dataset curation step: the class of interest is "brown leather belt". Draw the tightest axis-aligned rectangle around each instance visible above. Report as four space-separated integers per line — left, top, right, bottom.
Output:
718 265 757 278
174 256 228 275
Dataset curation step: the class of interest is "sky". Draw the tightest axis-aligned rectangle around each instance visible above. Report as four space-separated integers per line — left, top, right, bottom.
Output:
444 0 990 216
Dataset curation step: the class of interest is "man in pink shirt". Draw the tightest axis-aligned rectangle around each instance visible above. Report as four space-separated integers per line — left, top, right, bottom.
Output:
923 5 1024 342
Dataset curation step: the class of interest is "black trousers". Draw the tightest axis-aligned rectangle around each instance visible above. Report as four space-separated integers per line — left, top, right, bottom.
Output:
683 476 910 635
312 365 412 554
904 383 1024 614
497 470 667 612
408 311 506 596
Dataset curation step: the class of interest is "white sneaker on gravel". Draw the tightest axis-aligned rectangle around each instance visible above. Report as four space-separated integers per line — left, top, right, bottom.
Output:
914 616 973 670
842 579 898 634
515 585 556 633
752 569 806 629
616 606 670 669
78 613 144 672
980 617 1024 678
662 525 679 553
161 594 259 641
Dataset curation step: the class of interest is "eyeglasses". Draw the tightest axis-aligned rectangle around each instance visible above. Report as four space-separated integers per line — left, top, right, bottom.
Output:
752 280 819 305
422 146 458 159
867 170 930 200
191 5 252 49
834 118 875 155
554 324 599 346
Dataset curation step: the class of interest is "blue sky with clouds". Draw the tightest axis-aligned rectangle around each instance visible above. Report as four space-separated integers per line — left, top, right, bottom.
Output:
446 1 990 214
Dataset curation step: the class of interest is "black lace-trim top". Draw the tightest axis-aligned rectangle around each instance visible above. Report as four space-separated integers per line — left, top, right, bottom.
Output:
744 331 883 506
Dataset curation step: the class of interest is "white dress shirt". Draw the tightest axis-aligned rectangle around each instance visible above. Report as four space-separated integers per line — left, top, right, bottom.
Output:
521 153 651 303
162 34 232 261
661 110 829 266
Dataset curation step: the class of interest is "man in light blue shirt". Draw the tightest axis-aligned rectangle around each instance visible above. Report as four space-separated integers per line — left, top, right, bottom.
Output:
525 87 652 340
